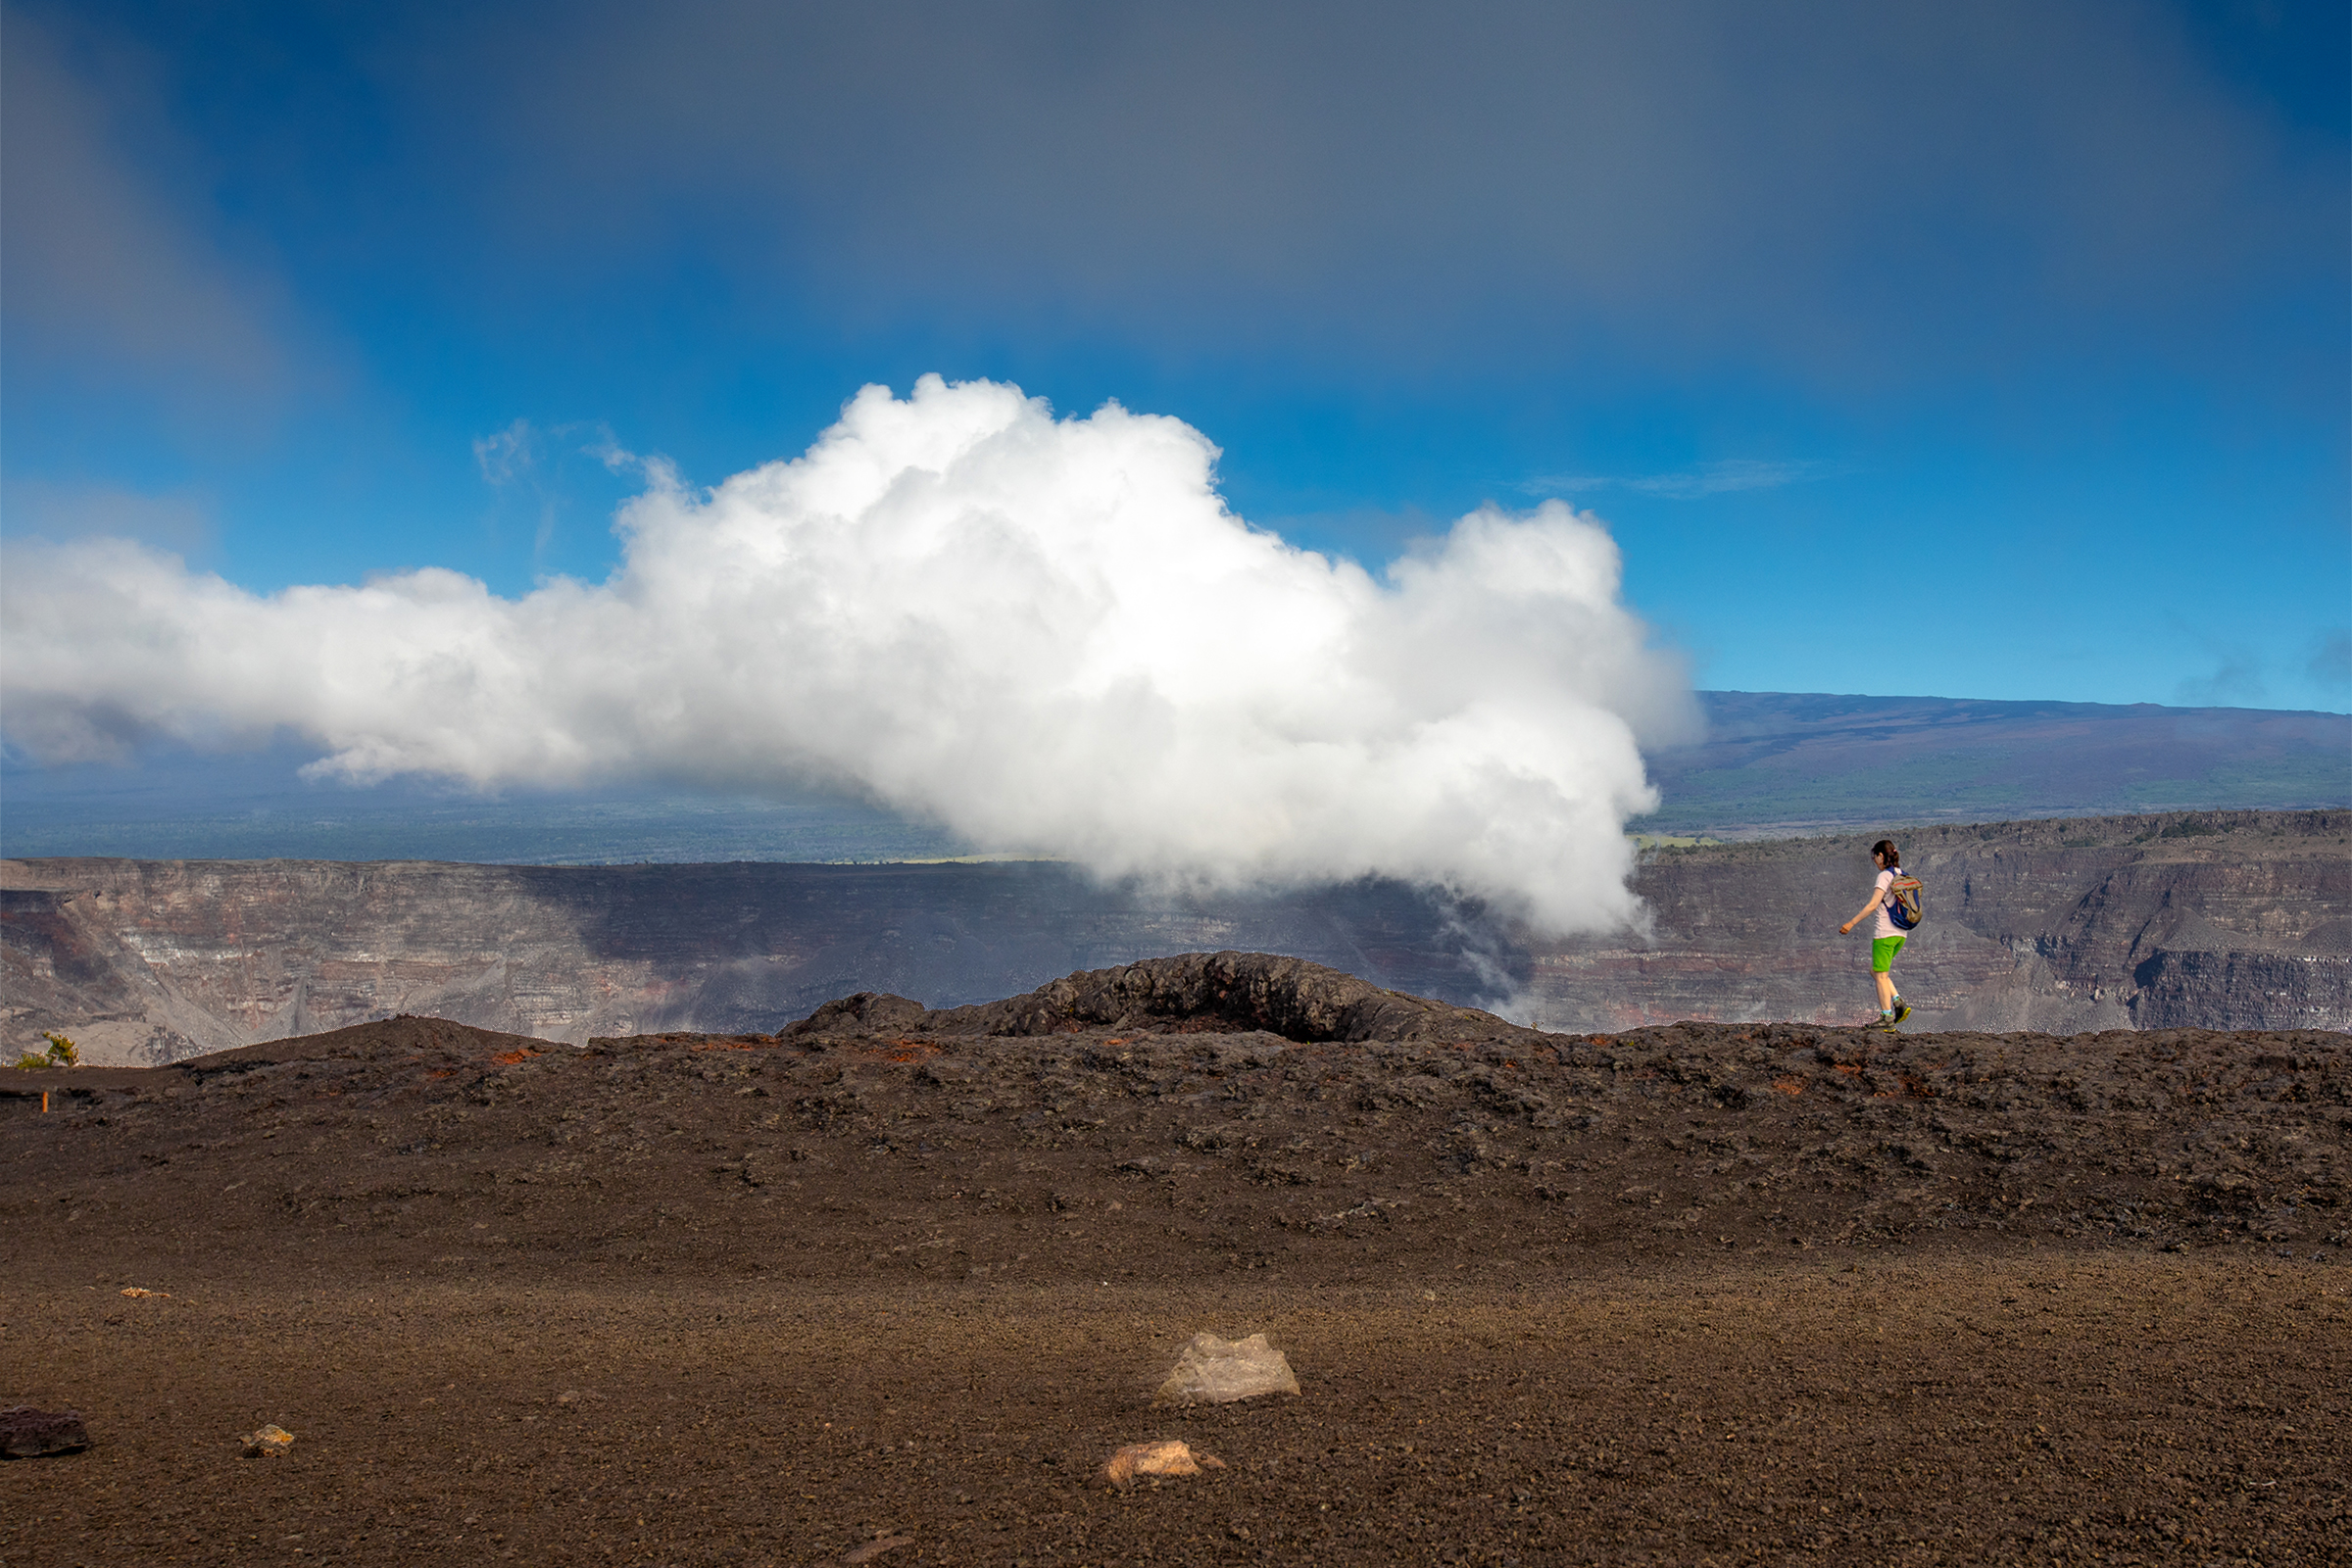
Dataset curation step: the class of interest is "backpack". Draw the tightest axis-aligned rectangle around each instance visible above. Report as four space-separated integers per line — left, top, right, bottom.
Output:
1886 873 1925 931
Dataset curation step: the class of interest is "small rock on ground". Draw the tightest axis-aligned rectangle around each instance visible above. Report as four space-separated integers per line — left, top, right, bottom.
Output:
0 1407 89 1458
241 1423 294 1457
1102 1439 1226 1487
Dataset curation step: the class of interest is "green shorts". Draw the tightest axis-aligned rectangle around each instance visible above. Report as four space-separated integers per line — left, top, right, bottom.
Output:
1871 935 1906 973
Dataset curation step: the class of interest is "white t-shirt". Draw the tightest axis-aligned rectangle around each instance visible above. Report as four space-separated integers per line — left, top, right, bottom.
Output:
1871 867 1900 938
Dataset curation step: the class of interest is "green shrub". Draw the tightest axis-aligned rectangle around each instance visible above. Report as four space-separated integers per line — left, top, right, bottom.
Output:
12 1033 80 1069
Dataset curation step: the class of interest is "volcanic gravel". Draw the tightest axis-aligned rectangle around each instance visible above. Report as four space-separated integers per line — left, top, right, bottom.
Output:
4 956 2348 1566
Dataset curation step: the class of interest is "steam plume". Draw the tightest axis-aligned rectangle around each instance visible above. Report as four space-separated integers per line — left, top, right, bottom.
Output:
1 376 1691 931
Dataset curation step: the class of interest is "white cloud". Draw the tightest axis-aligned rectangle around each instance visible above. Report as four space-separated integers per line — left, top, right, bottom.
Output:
0 376 1694 932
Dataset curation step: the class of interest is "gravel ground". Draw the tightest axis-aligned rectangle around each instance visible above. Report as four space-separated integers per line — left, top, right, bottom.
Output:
4 957 2348 1566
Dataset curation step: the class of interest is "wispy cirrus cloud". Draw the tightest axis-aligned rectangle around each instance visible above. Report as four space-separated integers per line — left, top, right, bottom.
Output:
1523 459 1850 501
470 417 634 565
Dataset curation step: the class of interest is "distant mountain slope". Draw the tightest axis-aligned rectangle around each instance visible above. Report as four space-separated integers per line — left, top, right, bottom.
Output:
1641 692 2349 836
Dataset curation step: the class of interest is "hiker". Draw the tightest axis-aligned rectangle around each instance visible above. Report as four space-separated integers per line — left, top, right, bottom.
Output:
1838 839 1913 1029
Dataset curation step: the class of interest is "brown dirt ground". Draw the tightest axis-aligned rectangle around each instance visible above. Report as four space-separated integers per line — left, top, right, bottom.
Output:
4 1010 2348 1566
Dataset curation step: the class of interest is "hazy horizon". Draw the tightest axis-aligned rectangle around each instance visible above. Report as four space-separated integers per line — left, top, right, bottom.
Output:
8 688 2342 867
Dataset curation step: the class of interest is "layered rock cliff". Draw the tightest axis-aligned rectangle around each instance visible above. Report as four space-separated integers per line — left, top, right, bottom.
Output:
3 809 2342 1064
1523 810 2348 1034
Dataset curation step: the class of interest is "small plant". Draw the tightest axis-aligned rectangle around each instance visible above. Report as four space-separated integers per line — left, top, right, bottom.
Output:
12 1033 79 1069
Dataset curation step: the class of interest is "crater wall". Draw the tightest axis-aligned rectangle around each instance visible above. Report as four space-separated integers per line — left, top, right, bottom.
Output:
3 810 2343 1064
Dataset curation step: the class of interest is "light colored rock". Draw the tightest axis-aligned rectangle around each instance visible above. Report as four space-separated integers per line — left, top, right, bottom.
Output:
241 1423 294 1457
1152 1331 1299 1405
842 1533 913 1564
1102 1438 1226 1487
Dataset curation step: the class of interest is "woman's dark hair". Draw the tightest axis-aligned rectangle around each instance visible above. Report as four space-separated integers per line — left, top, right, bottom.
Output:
1871 839 1900 867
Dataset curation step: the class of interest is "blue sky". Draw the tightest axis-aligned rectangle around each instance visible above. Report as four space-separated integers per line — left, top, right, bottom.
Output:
4 0 2347 714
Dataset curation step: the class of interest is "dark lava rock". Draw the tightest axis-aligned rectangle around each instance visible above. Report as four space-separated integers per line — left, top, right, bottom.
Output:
786 992 931 1038
786 951 1526 1044
20 956 2351 1280
0 1407 89 1458
8 952 2348 1568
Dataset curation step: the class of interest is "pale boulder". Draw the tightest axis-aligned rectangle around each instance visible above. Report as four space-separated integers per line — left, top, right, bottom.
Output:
1152 1331 1300 1405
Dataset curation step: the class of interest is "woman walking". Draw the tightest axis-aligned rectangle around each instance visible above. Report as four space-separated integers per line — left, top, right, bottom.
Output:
1838 839 1913 1029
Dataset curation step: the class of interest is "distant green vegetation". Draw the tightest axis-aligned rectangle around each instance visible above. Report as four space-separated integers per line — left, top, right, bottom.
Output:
1628 833 1723 852
12 1033 78 1069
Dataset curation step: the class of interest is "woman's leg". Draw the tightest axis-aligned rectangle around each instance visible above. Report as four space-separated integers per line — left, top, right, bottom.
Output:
1870 936 1904 1015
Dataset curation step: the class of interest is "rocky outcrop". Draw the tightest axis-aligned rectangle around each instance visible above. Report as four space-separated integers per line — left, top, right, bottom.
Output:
790 952 1523 1044
3 810 2343 1063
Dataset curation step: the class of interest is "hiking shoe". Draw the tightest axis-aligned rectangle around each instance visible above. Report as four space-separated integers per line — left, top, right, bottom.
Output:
1874 1013 1898 1031
1890 1002 1912 1026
